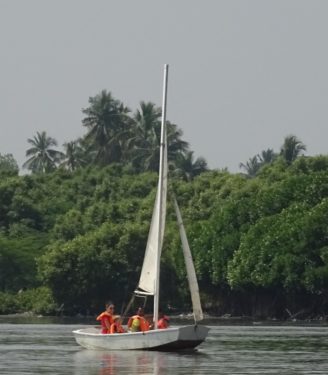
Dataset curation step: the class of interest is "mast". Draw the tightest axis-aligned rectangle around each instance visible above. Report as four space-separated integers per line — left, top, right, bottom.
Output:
153 64 169 329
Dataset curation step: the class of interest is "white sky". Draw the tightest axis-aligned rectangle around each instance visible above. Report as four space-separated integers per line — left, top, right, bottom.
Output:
0 0 327 172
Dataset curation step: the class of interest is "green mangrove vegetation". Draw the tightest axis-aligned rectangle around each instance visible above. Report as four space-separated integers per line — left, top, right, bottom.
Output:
0 90 327 319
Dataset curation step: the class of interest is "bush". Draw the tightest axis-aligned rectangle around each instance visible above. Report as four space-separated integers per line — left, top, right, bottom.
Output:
17 287 58 315
0 287 58 315
0 292 18 314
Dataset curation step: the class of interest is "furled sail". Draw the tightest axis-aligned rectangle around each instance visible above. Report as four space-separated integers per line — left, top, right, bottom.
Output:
173 196 204 322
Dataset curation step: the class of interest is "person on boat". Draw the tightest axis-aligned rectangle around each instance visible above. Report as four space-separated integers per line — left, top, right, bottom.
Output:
157 312 170 329
110 315 125 334
127 307 150 332
96 302 115 334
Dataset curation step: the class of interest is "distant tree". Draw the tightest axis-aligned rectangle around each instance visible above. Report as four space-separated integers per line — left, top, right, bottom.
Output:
280 135 306 165
61 140 87 171
23 131 64 173
130 102 161 171
239 156 261 177
0 153 19 177
130 102 189 172
258 148 277 164
133 102 161 137
0 232 48 292
130 121 161 171
82 90 131 165
172 151 208 181
240 148 277 178
166 121 189 162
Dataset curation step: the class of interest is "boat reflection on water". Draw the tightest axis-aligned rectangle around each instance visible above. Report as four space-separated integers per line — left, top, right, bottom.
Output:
73 348 203 375
74 349 167 375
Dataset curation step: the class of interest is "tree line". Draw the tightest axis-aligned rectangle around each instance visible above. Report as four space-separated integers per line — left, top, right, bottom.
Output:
19 91 207 179
2 89 306 179
0 89 326 319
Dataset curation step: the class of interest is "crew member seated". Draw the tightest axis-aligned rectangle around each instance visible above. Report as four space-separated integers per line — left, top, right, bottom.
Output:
158 312 170 329
110 315 125 334
127 307 150 332
96 302 115 334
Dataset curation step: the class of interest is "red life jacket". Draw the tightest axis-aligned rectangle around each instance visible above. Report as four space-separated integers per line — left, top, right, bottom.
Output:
96 311 114 334
110 321 125 334
158 316 169 329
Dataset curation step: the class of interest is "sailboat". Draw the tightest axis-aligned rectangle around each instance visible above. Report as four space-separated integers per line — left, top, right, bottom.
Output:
73 65 209 351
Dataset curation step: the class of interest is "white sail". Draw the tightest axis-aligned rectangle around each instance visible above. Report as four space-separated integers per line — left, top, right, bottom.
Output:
173 196 204 322
136 65 168 296
136 129 168 295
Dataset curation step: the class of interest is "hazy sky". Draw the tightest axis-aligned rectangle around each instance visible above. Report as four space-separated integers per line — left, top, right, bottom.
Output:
1 0 327 172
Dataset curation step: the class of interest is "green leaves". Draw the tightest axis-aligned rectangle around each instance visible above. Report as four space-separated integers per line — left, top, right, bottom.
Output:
1 153 328 315
0 153 19 177
227 196 328 293
23 131 64 173
0 231 48 292
186 157 328 301
38 221 148 312
280 135 306 165
82 90 132 165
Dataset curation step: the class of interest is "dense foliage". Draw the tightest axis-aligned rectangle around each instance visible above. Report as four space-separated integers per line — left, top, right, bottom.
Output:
0 154 328 318
1 90 327 318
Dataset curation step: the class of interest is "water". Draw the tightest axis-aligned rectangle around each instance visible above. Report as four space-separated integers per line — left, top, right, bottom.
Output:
0 320 327 374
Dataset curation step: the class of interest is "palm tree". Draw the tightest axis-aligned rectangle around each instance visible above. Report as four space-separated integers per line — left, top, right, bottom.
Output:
239 156 261 178
82 90 131 165
258 148 276 164
128 102 161 170
166 121 189 162
280 135 306 164
133 101 161 139
61 140 88 171
172 151 208 181
131 122 189 172
129 102 189 172
130 124 160 171
23 131 64 173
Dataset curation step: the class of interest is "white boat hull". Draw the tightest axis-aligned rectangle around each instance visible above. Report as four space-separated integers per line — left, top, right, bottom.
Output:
73 325 209 351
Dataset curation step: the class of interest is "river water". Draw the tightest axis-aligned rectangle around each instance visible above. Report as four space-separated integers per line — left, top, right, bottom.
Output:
0 318 327 374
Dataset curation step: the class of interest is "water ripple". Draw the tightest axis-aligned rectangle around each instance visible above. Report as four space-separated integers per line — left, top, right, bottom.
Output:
0 323 327 374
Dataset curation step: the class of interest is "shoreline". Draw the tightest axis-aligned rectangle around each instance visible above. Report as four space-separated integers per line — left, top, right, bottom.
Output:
1 312 327 325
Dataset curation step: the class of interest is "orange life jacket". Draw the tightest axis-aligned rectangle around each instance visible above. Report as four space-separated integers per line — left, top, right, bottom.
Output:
96 311 114 334
158 316 169 329
128 315 150 332
110 321 125 334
